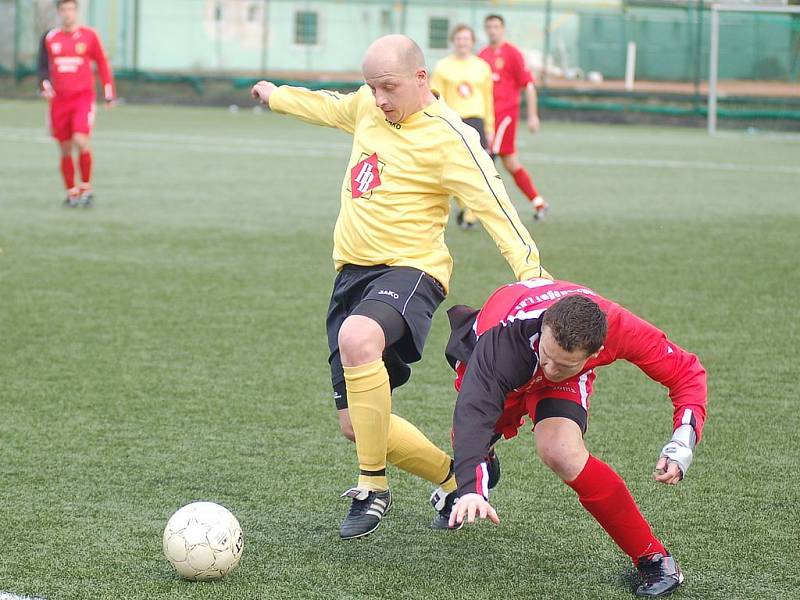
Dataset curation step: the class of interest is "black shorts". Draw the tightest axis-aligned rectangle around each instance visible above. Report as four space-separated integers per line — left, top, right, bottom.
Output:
327 265 446 410
489 400 588 449
463 117 488 151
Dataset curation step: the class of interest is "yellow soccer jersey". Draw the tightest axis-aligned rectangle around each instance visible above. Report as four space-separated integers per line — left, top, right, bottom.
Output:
431 55 494 132
268 84 548 292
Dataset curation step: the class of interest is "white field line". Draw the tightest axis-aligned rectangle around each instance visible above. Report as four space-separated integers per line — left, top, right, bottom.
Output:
0 126 352 152
0 130 339 158
520 152 800 175
711 130 800 144
1 127 798 175
4 121 800 148
0 593 47 600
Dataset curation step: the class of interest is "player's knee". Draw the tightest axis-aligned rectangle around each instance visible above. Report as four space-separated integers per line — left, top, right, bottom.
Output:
502 155 520 172
338 316 385 366
73 136 89 152
537 442 586 481
534 420 588 481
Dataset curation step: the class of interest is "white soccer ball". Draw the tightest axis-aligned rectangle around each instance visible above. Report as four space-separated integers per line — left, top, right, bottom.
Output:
163 501 244 581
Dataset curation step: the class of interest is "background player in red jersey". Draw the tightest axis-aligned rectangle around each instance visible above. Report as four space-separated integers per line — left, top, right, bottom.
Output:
37 0 115 208
479 15 548 220
443 279 707 597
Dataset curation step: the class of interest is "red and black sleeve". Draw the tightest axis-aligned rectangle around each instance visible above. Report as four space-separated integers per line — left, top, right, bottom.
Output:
453 318 540 499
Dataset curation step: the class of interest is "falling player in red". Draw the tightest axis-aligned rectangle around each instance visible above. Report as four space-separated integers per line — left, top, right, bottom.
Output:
478 14 548 220
443 279 707 597
38 0 114 207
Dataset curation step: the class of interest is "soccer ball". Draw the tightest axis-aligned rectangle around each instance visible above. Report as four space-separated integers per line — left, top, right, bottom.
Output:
162 501 244 581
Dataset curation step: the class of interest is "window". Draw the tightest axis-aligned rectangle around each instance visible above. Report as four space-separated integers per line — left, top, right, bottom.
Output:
295 11 318 45
248 3 260 23
380 9 395 33
429 17 449 49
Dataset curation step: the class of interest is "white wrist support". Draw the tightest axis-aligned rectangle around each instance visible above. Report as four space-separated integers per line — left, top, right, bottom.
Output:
672 423 697 449
660 425 696 477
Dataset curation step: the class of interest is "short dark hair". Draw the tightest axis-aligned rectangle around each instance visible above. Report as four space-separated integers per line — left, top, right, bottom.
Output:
450 24 476 42
542 295 607 355
57 0 77 7
485 14 505 26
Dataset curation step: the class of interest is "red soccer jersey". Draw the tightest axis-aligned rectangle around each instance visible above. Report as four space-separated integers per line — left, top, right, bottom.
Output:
472 278 708 441
40 26 114 99
478 42 534 114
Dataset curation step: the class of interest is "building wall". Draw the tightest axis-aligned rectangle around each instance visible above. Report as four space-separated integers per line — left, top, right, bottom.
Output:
94 0 583 76
5 0 796 82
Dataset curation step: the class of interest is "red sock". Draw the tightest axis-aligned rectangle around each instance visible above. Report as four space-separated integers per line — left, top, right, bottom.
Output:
512 167 539 201
567 455 667 561
60 155 75 190
78 151 92 186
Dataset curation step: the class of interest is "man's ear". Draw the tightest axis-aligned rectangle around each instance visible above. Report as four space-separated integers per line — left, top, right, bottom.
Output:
590 345 604 360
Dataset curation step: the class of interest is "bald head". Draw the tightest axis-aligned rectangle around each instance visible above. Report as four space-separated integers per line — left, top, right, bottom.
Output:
361 35 436 124
362 35 426 79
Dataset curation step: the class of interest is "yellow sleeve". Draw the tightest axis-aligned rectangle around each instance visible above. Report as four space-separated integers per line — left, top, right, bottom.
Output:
441 126 549 281
268 85 363 134
482 65 495 133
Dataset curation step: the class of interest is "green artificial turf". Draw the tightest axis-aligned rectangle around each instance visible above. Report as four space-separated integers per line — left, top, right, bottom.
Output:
1 99 798 599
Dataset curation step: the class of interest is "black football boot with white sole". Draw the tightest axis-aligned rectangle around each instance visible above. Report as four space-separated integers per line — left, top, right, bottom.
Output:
429 486 461 530
79 191 94 208
634 553 684 597
429 451 500 530
339 487 392 540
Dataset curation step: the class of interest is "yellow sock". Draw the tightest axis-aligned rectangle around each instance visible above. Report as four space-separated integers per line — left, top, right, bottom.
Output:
386 415 457 493
344 358 391 491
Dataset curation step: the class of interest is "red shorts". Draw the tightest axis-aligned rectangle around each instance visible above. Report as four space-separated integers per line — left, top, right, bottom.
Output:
491 110 518 156
455 361 594 440
49 92 96 142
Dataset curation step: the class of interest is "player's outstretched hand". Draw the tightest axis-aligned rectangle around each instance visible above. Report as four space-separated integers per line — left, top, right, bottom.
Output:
251 80 277 106
448 493 500 528
653 455 683 485
527 114 540 133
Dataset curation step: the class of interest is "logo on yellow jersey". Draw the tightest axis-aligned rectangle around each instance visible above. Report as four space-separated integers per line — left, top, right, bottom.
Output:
75 42 87 55
349 153 384 199
457 82 473 98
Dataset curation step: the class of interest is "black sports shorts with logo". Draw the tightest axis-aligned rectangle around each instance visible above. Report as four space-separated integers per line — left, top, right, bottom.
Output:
327 264 446 410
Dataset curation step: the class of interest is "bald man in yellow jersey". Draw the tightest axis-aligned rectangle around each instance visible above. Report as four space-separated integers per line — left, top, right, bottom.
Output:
252 34 549 540
432 24 494 230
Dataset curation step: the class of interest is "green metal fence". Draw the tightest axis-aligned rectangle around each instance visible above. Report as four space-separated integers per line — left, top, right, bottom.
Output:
3 0 799 124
